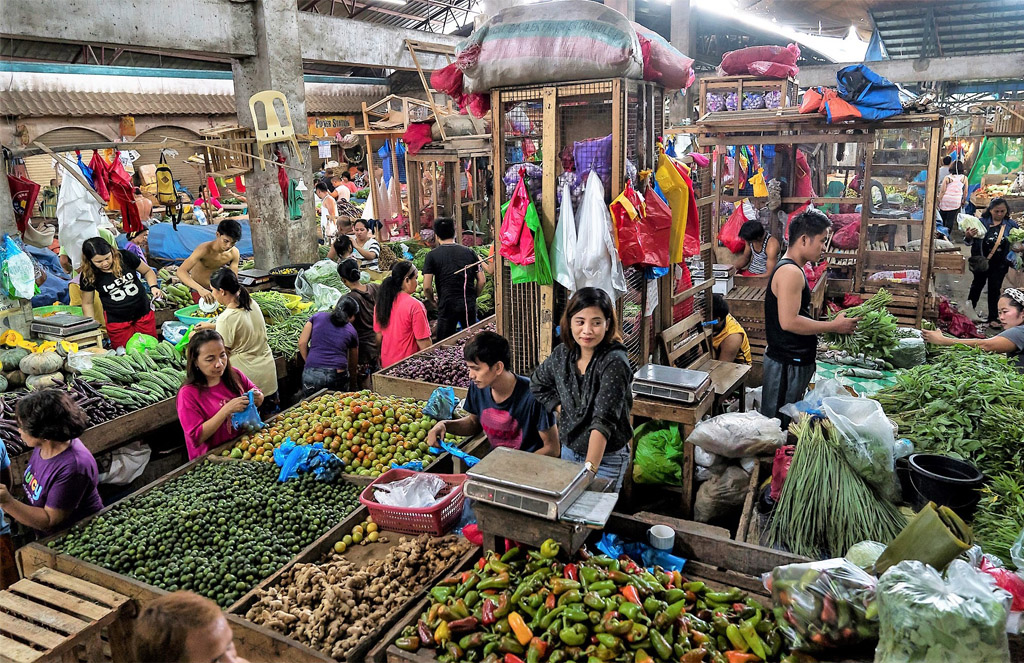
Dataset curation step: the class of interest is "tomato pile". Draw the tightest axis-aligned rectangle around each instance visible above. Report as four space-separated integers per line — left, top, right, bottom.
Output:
227 390 455 478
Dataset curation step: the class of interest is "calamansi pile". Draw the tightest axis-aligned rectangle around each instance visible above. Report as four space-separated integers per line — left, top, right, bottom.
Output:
227 390 459 478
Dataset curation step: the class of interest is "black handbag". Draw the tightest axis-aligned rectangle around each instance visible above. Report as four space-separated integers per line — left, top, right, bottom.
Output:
969 223 1006 274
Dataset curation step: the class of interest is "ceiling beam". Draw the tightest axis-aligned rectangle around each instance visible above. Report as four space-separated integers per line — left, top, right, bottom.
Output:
299 12 458 69
798 52 1024 88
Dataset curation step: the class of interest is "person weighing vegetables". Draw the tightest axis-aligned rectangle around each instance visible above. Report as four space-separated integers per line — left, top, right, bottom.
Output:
79 236 163 349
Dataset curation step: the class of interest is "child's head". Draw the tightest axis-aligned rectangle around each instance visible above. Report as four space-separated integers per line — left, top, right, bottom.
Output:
133 591 248 663
463 331 511 389
215 219 242 251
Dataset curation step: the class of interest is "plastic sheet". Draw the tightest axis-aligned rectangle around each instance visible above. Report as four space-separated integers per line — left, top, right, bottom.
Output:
595 532 687 571
876 560 1011 663
0 235 37 300
274 438 346 482
373 473 447 508
424 386 457 421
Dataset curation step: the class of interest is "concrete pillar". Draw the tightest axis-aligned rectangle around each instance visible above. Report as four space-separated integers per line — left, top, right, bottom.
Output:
0 172 35 336
669 0 696 125
231 0 317 269
605 0 635 21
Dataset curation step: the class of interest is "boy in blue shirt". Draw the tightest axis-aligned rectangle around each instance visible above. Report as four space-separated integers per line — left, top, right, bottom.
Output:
427 332 559 455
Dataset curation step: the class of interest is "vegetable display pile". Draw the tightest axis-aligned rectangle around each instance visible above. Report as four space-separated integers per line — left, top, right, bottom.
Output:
824 289 899 361
251 291 293 324
872 346 1024 562
766 418 905 559
267 309 313 358
395 544 792 663
225 391 447 478
77 342 187 409
158 283 197 310
52 461 361 608
382 323 496 388
246 534 474 659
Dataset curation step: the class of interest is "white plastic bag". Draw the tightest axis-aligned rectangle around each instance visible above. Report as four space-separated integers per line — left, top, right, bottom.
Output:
779 378 848 420
957 213 986 237
551 183 578 292
311 284 342 312
822 396 899 500
573 170 626 302
0 236 36 300
373 473 447 508
97 441 152 485
686 411 787 458
56 168 104 270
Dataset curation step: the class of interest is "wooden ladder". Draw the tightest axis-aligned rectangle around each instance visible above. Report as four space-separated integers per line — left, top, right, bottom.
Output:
404 39 459 141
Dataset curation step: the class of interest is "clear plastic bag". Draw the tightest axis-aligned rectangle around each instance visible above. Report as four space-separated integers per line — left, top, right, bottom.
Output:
311 283 342 312
686 411 787 458
230 391 265 434
551 183 578 292
779 377 848 420
845 540 886 570
573 170 626 302
875 560 1012 663
424 386 456 421
373 473 447 508
767 557 879 652
65 351 95 374
126 332 158 354
890 336 926 368
822 396 899 500
0 235 37 300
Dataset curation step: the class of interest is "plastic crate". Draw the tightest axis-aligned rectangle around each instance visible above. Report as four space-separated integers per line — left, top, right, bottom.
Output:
358 469 467 536
33 305 84 317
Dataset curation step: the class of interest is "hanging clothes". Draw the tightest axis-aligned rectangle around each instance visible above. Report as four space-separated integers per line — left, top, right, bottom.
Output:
109 152 142 233
76 152 94 187
288 179 304 220
87 151 110 202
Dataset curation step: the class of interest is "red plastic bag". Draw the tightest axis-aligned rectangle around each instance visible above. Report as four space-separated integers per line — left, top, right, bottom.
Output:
785 201 810 242
720 43 800 76
833 223 860 249
771 445 795 501
719 202 750 254
499 173 535 266
611 181 646 268
748 61 799 79
642 185 673 267
673 262 694 320
938 298 983 339
843 293 865 308
431 63 465 101
804 261 828 290
979 557 1024 612
800 87 824 114
7 175 39 234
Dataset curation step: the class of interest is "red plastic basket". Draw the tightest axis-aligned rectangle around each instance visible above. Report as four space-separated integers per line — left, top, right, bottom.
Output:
358 469 467 536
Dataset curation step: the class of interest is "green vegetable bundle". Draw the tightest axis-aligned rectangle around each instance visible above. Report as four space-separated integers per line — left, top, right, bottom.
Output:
766 418 905 559
266 309 313 358
251 291 292 324
973 473 1024 565
824 289 900 360
396 547 791 662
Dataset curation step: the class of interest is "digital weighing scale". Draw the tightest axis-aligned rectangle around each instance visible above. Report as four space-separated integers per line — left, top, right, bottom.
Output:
237 269 272 288
31 313 101 338
465 448 591 520
631 364 711 405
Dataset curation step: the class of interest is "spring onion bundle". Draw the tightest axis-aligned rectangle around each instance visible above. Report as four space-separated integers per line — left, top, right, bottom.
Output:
766 418 905 558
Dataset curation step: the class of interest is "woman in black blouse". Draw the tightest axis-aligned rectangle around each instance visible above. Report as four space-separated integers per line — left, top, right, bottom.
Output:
531 287 634 490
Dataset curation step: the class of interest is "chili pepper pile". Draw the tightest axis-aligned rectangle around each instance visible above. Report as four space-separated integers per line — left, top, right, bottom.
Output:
394 541 791 663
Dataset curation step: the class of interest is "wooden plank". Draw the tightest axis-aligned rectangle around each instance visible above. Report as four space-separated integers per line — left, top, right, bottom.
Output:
8 580 110 622
228 614 326 663
0 634 41 663
855 140 875 292
671 278 714 305
0 593 90 635
0 612 66 650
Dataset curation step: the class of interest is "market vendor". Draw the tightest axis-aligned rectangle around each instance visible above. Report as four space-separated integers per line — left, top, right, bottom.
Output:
79 237 163 349
734 220 780 276
761 210 858 423
967 198 1018 330
133 591 249 663
176 219 242 305
315 182 339 242
338 258 380 387
374 261 430 368
327 234 354 263
124 225 150 265
423 217 485 340
531 287 634 490
427 331 559 455
195 268 278 415
353 218 382 270
923 288 1024 370
298 297 360 394
176 329 264 460
0 390 102 537
710 294 752 364
60 225 116 326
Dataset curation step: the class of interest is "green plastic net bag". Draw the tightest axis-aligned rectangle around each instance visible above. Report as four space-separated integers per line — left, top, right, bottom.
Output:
126 332 158 354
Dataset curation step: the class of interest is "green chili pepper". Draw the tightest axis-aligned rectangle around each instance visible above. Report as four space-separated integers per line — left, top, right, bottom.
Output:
682 582 706 593
563 606 589 623
580 566 604 586
494 618 510 636
526 593 543 610
498 636 524 655
664 589 686 604
557 589 582 608
588 580 616 593
711 616 730 636
739 622 767 660
626 623 649 643
559 623 588 646
396 636 421 652
705 589 742 604
530 605 548 630
584 592 607 611
465 590 481 609
551 579 581 595
431 586 454 603
606 570 631 585
596 633 621 650
649 629 672 661
500 547 521 563
725 624 748 652
618 601 643 622
459 632 486 650
591 555 619 569
456 574 480 598
643 597 663 616
510 579 538 604
478 572 511 591
540 606 566 629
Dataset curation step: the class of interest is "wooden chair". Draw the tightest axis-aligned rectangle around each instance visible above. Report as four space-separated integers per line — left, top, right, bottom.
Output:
659 311 751 414
0 568 134 663
248 90 304 170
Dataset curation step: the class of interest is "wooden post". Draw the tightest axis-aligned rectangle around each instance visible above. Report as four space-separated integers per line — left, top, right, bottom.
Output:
539 86 558 363
492 90 505 340
855 140 875 292
918 123 943 323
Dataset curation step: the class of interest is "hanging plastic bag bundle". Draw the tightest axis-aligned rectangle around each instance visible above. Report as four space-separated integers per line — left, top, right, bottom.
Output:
573 170 626 301
498 172 535 266
610 179 646 267
551 183 579 292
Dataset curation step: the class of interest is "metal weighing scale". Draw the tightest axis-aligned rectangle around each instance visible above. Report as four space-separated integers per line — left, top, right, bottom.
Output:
631 364 711 405
238 269 272 288
31 313 101 338
465 448 591 520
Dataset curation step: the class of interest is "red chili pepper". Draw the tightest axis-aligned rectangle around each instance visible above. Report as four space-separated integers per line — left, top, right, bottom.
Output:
621 585 642 606
564 563 579 581
733 603 747 613
482 598 497 626
462 570 474 584
545 592 557 610
478 558 487 571
505 654 526 663
623 560 642 575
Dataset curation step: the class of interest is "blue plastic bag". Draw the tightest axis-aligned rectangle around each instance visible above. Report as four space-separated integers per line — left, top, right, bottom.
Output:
274 438 345 482
424 386 457 421
440 439 480 468
0 234 38 300
230 391 265 434
596 532 688 572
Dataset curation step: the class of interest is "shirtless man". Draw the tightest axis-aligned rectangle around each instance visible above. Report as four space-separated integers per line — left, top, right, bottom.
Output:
177 219 242 304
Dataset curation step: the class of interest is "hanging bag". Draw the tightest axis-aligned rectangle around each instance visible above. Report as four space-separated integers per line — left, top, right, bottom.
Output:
155 153 177 206
610 180 646 268
641 182 673 267
969 223 1006 274
498 172 535 266
551 183 579 292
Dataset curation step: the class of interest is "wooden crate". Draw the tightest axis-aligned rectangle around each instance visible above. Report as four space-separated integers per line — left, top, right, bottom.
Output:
933 250 966 274
201 126 255 177
372 315 495 401
698 75 799 119
0 568 134 663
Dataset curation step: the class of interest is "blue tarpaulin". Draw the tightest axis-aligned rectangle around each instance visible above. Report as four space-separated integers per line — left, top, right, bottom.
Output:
23 243 71 306
147 221 253 262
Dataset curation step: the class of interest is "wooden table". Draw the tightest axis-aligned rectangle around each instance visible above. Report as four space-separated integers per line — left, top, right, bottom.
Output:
630 391 714 517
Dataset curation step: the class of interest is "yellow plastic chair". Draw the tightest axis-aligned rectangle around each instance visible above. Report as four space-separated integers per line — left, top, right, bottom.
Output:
248 90 305 170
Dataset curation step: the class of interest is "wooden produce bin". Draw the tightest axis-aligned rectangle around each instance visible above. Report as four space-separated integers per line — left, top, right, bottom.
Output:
698 75 799 119
372 315 495 401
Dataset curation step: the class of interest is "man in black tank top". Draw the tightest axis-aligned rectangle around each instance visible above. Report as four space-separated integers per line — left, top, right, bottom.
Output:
761 210 858 424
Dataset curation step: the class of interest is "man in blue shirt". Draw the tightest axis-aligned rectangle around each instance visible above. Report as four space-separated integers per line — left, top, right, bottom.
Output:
0 442 16 589
427 332 559 455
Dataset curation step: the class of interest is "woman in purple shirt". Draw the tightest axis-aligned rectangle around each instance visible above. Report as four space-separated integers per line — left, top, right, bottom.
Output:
0 390 103 536
125 226 149 264
298 297 360 395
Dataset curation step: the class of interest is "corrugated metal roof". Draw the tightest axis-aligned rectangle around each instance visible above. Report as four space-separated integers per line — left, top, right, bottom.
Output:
0 72 388 117
871 0 1024 59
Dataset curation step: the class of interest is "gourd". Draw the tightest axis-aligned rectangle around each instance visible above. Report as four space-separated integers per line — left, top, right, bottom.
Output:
0 347 30 371
26 372 64 390
20 351 64 376
0 374 7 392
2 369 25 388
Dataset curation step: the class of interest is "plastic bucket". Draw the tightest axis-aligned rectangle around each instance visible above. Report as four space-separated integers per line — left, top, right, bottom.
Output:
907 453 984 520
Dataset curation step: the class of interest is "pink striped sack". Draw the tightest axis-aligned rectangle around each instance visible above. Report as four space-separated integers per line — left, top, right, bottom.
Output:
458 0 643 94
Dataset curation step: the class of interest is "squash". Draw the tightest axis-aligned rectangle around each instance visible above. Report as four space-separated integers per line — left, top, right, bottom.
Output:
26 372 64 390
3 369 25 388
0 375 7 392
0 347 30 371
20 351 64 376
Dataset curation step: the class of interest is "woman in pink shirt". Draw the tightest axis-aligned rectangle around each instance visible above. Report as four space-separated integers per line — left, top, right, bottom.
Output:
176 329 264 460
373 261 431 367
